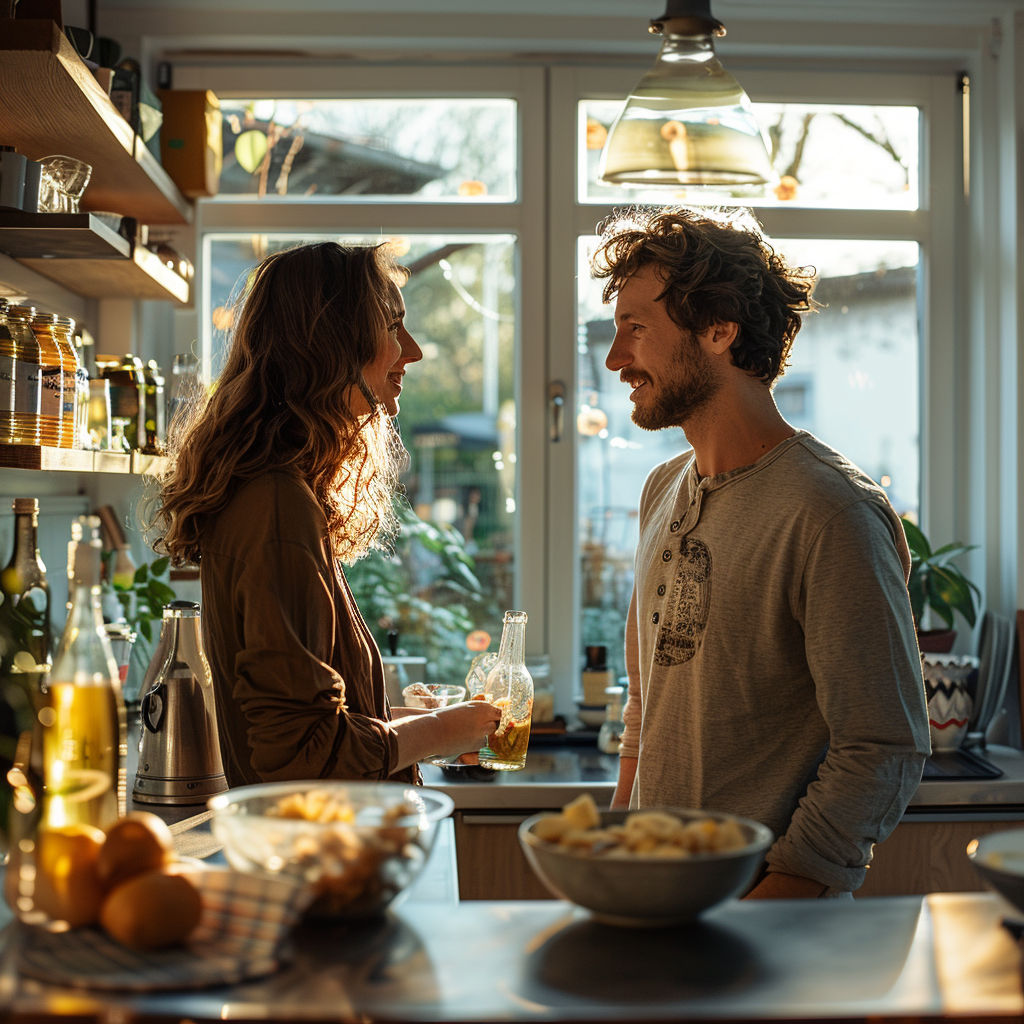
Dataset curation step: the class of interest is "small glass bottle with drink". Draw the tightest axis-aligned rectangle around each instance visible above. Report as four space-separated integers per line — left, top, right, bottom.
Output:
478 610 533 770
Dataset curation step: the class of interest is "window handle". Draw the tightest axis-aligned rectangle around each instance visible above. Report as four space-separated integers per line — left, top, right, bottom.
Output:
549 380 566 442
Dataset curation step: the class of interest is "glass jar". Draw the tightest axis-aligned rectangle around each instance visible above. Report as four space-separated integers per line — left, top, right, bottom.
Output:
30 313 66 449
0 302 42 446
52 316 80 449
598 685 626 754
96 354 146 451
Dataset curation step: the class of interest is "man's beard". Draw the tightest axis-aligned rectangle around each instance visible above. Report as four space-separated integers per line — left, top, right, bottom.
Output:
631 336 721 431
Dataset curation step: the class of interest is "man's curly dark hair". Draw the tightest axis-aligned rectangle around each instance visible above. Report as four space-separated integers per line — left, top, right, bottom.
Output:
591 206 819 386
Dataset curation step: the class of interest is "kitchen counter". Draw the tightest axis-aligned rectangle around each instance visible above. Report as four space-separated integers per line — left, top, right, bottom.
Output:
421 741 1024 815
3 888 1023 1020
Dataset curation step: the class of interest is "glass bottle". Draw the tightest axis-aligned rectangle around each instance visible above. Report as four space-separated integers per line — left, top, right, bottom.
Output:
478 610 533 771
598 685 626 754
142 359 165 454
168 352 201 438
30 313 65 449
96 354 146 451
52 316 80 449
109 417 130 453
44 515 127 830
72 328 90 450
0 497 52 690
0 302 42 446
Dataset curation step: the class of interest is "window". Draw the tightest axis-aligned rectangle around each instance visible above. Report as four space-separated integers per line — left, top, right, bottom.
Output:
191 64 956 713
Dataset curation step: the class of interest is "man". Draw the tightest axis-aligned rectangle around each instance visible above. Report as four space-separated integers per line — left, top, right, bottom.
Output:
595 206 930 899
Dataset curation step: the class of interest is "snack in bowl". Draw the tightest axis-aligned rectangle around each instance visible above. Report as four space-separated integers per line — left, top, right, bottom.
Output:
208 780 455 919
402 682 466 709
519 794 773 926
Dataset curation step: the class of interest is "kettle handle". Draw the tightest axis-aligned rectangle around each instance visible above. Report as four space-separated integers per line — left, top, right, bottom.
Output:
141 683 166 733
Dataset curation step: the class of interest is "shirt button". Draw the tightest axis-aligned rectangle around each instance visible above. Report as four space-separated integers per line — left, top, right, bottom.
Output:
652 612 660 624
670 520 680 532
657 584 666 596
662 550 672 562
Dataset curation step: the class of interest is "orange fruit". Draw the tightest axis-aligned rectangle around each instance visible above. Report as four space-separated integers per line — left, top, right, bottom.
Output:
97 812 174 888
100 868 203 950
33 824 106 927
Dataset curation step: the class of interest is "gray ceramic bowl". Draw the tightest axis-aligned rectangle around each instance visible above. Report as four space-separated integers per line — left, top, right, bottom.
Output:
967 827 1024 914
519 807 773 927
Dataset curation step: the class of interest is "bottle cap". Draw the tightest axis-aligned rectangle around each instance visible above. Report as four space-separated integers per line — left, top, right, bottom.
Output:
12 497 38 514
163 600 200 618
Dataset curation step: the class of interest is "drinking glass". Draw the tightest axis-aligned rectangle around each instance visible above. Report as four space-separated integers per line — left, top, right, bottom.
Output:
86 379 111 450
38 155 93 214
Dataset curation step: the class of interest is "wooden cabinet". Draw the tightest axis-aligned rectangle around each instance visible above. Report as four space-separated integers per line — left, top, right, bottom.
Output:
452 810 1023 901
855 818 1024 898
453 812 551 901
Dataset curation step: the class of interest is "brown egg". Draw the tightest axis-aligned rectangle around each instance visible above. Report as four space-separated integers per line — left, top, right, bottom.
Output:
97 812 174 889
33 824 107 927
100 868 203 950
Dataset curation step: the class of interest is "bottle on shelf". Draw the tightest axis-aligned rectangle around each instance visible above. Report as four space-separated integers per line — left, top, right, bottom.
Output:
30 312 67 449
45 514 127 831
71 328 91 450
0 301 42 447
479 610 534 771
168 352 201 438
52 316 81 449
142 359 166 454
0 497 52 691
96 354 147 451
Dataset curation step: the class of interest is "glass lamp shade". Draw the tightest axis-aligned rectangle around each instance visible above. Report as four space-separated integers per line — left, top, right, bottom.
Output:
599 31 774 188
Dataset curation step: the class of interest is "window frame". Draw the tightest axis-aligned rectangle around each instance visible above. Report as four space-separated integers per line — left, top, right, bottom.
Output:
184 61 960 717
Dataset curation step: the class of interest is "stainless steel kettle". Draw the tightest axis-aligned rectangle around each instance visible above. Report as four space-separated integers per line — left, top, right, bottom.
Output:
132 600 228 805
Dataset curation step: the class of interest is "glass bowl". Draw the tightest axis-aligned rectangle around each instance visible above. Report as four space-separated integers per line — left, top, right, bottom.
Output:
403 683 466 709
208 781 454 919
968 827 1024 915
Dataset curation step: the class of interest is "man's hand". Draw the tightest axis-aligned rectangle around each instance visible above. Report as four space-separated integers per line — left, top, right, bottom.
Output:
743 871 830 900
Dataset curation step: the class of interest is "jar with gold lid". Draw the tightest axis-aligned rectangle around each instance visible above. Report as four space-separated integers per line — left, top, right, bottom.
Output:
96 354 146 451
51 316 80 449
30 313 66 448
0 302 42 446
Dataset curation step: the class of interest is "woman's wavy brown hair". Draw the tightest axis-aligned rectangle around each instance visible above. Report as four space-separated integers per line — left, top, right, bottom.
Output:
592 206 818 385
154 241 409 566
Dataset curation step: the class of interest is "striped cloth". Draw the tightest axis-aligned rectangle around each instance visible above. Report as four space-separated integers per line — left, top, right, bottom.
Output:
16 866 313 992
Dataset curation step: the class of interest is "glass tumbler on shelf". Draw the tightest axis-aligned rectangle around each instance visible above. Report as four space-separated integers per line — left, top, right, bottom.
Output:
86 379 111 450
168 352 202 440
38 155 92 214
479 610 533 771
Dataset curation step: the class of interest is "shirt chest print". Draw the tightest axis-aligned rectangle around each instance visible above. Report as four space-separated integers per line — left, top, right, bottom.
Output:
654 536 712 666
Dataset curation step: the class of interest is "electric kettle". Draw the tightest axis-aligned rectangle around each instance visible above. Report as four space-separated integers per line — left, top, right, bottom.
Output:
133 600 229 805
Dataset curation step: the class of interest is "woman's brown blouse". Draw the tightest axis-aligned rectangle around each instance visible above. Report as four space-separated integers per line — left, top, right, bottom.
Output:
199 471 419 788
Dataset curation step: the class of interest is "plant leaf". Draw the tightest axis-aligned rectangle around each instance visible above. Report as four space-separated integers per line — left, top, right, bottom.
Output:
133 564 149 584
900 517 931 560
150 557 170 577
235 130 268 173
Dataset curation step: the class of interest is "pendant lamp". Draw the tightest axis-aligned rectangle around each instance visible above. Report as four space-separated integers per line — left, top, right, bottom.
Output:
599 0 774 188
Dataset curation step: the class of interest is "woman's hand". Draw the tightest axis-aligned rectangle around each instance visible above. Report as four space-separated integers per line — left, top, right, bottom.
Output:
429 701 502 758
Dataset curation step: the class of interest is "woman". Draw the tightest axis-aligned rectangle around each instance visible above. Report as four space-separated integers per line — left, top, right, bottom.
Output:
156 242 500 786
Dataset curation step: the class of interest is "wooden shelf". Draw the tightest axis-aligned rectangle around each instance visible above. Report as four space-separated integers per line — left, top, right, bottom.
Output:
0 446 168 475
0 21 192 226
0 210 130 259
19 242 191 304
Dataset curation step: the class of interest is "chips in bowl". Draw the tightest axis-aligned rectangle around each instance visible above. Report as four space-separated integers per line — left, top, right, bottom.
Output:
519 795 773 926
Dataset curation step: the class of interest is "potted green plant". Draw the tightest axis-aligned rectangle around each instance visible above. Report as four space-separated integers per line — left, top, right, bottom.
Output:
900 517 981 653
